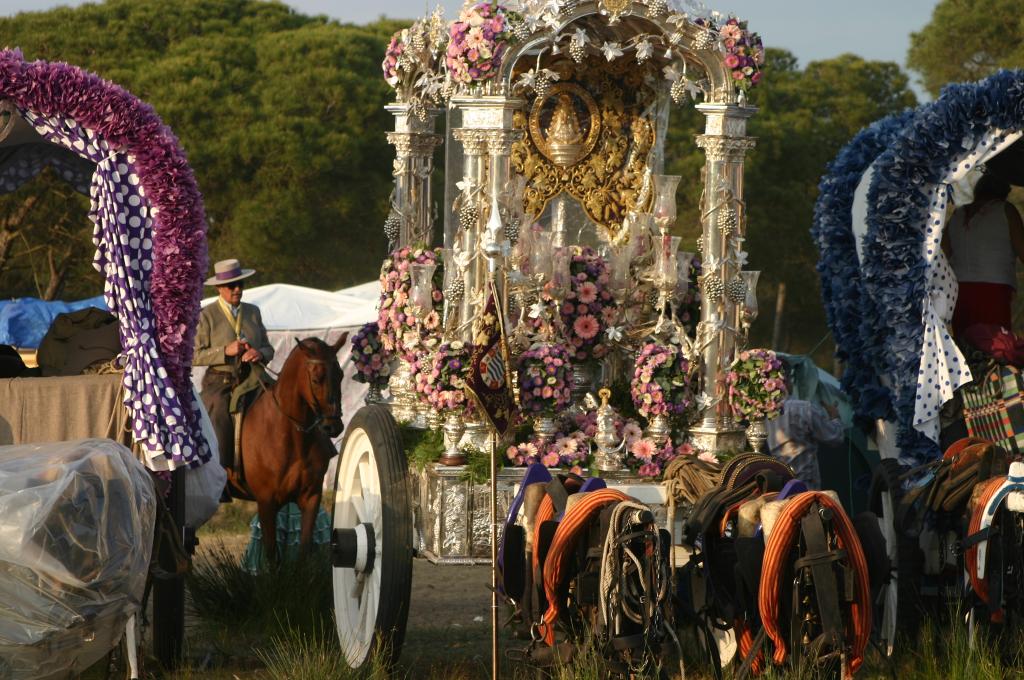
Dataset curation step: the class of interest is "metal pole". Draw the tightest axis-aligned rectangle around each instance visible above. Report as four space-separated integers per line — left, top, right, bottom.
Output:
490 430 500 680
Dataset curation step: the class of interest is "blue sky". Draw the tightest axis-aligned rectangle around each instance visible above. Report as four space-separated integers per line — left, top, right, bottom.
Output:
0 0 938 93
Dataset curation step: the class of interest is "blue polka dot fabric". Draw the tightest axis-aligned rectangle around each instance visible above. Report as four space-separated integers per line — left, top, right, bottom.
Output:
20 109 212 470
914 128 1023 442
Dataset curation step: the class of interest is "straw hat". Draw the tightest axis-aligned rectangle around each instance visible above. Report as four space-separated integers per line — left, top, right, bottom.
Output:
204 258 256 286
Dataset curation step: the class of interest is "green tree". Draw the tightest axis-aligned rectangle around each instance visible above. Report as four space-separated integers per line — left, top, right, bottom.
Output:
0 0 407 299
908 0 1024 97
665 50 917 359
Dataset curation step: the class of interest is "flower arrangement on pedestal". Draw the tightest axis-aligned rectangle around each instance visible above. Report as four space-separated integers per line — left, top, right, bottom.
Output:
420 341 476 413
517 342 573 416
695 16 765 92
630 342 699 423
726 348 788 422
446 1 520 86
377 246 444 362
547 246 618 363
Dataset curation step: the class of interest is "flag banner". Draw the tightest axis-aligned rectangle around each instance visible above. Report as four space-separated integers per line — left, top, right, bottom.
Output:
465 280 516 438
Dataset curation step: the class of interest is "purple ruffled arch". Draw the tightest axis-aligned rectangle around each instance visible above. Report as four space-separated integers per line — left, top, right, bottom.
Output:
0 49 207 400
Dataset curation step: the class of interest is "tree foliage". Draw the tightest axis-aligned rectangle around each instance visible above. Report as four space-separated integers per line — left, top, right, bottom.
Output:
908 0 1024 97
666 50 917 356
0 0 405 298
0 1 920 363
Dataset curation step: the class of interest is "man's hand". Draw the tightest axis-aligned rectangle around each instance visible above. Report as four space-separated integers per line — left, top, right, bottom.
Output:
823 401 839 419
241 348 262 363
225 340 246 357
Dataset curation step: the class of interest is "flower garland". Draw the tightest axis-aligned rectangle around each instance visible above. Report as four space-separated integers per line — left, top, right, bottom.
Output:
350 321 391 384
553 246 617 362
446 2 519 85
860 69 1024 461
517 342 573 416
811 111 915 429
630 342 698 422
420 341 475 412
377 246 444 362
726 348 788 423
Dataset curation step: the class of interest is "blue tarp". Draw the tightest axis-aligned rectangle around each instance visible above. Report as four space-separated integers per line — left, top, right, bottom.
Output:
0 296 107 349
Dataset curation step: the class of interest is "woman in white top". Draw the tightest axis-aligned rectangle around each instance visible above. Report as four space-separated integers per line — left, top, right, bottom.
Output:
942 173 1024 337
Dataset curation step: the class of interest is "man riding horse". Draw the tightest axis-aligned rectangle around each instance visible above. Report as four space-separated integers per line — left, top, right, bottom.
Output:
194 258 274 476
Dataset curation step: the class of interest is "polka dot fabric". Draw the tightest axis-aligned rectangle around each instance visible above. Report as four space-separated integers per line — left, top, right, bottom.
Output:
914 128 1023 442
20 109 212 470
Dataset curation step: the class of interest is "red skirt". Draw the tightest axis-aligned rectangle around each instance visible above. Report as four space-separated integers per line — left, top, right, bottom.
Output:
953 281 1013 338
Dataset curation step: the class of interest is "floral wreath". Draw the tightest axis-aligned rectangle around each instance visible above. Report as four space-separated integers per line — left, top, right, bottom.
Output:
696 16 765 92
377 246 444 363
517 342 573 416
382 9 449 115
630 342 699 422
726 348 788 423
446 1 519 86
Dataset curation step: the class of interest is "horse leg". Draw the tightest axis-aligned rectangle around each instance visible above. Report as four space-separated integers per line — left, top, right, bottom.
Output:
297 492 322 558
257 502 278 566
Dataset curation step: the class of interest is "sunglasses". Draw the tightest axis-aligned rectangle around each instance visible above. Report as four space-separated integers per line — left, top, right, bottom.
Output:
220 282 245 290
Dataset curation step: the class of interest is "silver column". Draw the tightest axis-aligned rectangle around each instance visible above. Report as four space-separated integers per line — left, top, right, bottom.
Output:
386 104 443 248
690 103 756 454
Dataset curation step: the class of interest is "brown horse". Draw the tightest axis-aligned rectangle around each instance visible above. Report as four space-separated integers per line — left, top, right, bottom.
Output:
226 334 347 562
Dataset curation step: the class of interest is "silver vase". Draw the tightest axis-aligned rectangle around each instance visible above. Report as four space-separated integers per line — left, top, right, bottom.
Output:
533 415 559 448
745 419 768 453
440 412 467 466
425 407 443 431
644 413 671 446
364 381 385 405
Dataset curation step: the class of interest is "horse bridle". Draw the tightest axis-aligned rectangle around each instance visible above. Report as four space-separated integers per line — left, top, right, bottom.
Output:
260 356 341 434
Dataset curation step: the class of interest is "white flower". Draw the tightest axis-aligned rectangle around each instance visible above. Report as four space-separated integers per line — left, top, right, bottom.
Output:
734 249 749 268
605 325 624 341
601 42 624 61
529 300 546 319
636 39 654 62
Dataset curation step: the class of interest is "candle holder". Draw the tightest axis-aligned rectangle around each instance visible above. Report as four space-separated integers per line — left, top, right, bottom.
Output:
651 174 681 234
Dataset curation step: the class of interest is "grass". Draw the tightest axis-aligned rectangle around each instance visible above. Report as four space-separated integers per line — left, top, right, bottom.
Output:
187 539 334 640
197 498 258 537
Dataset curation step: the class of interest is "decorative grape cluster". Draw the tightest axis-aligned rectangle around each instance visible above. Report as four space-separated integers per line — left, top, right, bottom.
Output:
646 0 669 16
718 205 738 236
569 38 586 63
694 29 717 51
459 199 478 231
670 78 689 105
533 71 555 98
505 216 521 245
444 277 465 302
702 273 724 303
384 211 401 243
726 277 746 304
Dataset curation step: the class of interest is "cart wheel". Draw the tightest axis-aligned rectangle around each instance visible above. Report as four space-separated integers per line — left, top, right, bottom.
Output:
331 405 413 669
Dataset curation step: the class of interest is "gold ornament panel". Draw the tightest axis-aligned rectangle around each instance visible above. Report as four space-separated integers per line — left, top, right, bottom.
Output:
511 58 657 242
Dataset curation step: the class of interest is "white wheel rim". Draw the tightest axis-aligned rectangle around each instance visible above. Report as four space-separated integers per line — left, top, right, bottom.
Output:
333 426 384 668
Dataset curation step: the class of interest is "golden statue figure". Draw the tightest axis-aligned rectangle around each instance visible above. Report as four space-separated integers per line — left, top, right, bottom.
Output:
546 93 584 167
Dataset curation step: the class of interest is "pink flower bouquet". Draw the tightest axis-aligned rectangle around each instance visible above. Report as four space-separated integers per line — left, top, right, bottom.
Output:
630 342 699 422
726 348 788 422
697 16 764 92
517 342 573 416
446 2 519 85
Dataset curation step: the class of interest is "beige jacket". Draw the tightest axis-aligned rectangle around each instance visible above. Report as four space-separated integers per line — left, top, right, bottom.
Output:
193 301 274 370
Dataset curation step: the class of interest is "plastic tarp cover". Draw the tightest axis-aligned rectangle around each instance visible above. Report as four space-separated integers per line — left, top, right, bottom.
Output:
0 296 107 349
0 439 156 679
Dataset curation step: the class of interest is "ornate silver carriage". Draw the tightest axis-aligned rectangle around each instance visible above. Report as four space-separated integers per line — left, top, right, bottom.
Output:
330 0 768 670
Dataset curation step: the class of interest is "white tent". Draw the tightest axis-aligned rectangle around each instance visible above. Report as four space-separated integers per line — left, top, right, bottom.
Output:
192 282 379 435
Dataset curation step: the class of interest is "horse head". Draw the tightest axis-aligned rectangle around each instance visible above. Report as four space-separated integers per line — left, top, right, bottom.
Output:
293 333 348 438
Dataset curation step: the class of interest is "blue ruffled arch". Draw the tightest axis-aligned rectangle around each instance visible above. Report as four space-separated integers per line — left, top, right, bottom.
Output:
815 69 1024 462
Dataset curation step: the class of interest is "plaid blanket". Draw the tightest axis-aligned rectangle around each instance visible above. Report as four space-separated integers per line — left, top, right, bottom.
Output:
961 364 1024 454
